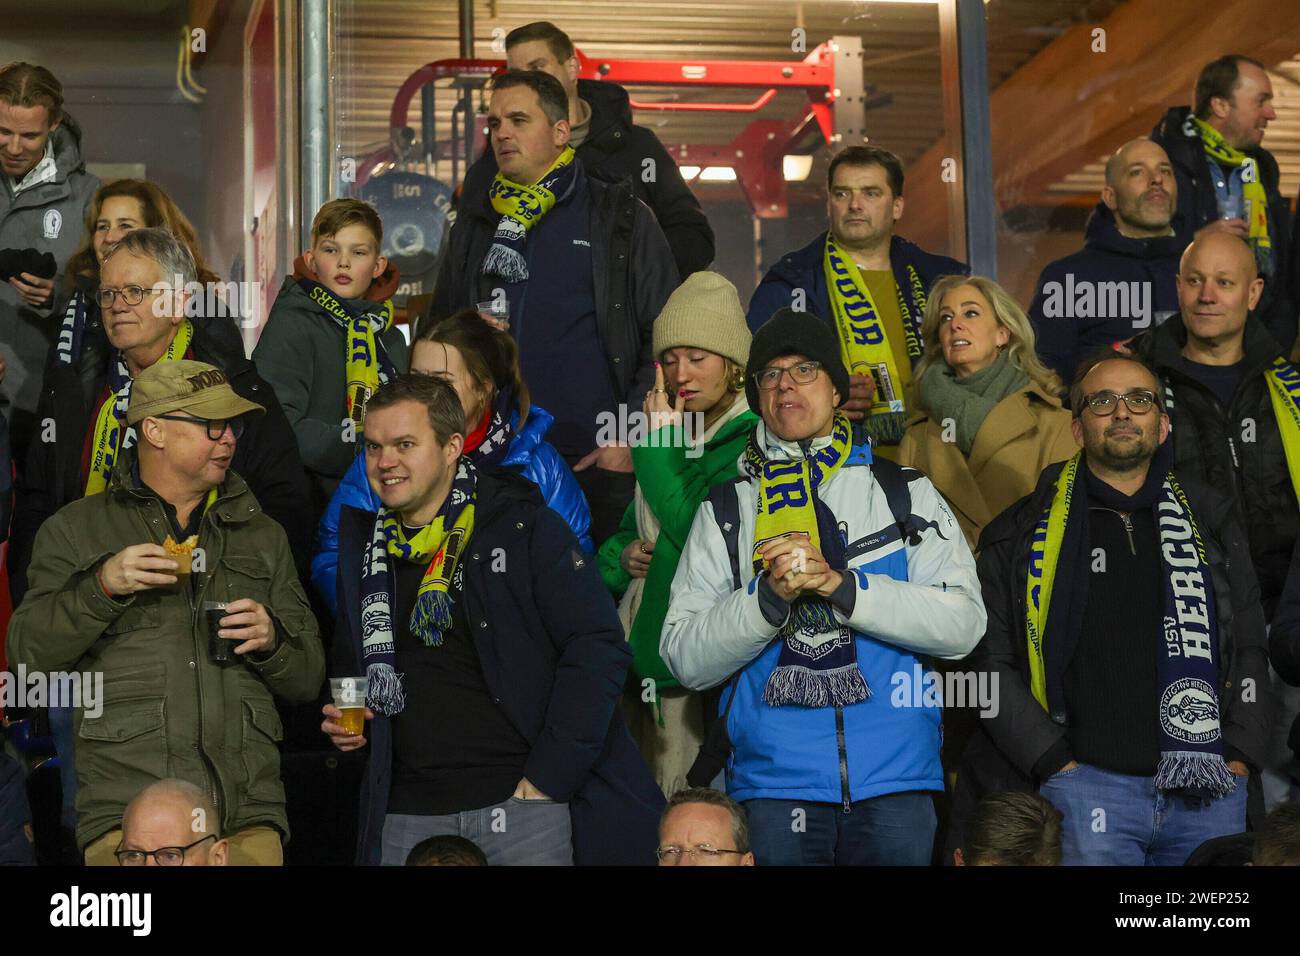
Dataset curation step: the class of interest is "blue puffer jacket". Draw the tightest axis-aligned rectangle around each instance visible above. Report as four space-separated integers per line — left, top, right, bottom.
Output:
312 403 594 612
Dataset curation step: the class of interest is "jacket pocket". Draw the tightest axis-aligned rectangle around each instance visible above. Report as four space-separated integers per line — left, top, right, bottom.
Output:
77 696 170 791
239 697 285 806
220 555 274 607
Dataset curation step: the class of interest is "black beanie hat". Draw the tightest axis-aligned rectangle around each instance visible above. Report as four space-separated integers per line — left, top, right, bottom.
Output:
745 308 850 412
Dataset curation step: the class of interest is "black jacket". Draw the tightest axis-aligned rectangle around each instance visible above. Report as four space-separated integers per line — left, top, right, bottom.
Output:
1131 313 1299 618
1266 535 1300 785
949 459 1273 853
430 162 678 410
1151 106 1296 351
1027 202 1185 385
9 306 314 603
458 79 713 278
333 468 665 865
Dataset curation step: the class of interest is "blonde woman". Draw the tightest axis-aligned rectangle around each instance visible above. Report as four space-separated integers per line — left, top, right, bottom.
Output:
899 274 1077 549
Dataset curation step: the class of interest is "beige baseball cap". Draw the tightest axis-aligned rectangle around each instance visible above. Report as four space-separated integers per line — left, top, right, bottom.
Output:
126 359 264 426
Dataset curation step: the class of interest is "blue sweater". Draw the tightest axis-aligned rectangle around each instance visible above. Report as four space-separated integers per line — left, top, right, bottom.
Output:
312 404 594 612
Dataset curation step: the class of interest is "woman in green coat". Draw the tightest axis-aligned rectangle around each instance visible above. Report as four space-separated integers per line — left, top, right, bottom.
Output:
598 271 757 796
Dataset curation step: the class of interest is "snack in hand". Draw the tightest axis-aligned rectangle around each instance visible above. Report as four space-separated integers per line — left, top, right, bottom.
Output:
163 534 199 577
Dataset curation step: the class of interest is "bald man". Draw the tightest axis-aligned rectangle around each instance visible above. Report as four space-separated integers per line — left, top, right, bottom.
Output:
1029 138 1184 384
1131 232 1300 820
1152 55 1296 352
116 780 228 866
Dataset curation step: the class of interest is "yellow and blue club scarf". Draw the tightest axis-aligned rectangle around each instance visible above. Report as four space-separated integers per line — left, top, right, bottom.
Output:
1194 116 1272 271
482 145 577 283
744 413 867 707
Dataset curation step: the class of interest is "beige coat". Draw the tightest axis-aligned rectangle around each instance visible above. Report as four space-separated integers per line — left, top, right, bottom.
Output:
898 382 1078 549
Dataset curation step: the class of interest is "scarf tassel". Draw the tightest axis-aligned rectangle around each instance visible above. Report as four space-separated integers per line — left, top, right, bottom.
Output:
366 662 405 717
410 590 453 647
481 244 529 283
763 664 871 709
1154 751 1237 800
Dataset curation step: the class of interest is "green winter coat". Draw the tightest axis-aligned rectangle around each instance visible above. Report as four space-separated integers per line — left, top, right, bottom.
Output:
5 449 324 850
252 272 408 488
598 408 757 688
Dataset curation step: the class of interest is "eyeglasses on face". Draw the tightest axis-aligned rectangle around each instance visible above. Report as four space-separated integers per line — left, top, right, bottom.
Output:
754 360 823 391
97 284 164 308
655 844 746 863
115 834 216 866
1079 389 1159 416
154 414 246 441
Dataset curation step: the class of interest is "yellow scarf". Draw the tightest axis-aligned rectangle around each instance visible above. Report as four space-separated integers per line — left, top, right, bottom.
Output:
300 280 395 432
1194 116 1271 255
85 320 195 495
746 413 853 574
1023 453 1080 709
1264 357 1300 502
488 145 576 228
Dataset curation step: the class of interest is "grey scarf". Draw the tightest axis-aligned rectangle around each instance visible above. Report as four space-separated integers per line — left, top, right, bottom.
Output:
916 351 1029 456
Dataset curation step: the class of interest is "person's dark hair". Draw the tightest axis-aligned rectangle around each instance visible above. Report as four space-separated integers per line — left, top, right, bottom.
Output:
963 791 1063 866
660 787 751 854
1252 801 1300 865
1194 55 1267 120
1068 349 1164 418
0 62 64 125
505 21 575 63
415 309 531 430
490 69 569 125
405 835 488 866
366 374 465 446
827 145 905 198
67 179 220 283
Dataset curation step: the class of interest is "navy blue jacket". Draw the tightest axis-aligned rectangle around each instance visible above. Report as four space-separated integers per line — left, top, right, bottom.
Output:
745 231 967 331
333 468 664 865
1151 106 1296 350
1028 202 1185 385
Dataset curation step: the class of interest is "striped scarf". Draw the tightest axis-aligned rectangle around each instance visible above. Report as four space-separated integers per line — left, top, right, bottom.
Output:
482 146 577 283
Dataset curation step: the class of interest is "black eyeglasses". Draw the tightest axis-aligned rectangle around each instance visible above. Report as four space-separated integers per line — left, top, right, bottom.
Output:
754 361 823 391
155 414 246 441
115 834 216 866
1079 389 1159 417
97 284 163 309
656 844 747 863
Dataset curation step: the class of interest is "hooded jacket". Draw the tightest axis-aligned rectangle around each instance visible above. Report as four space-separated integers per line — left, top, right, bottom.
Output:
745 230 968 332
9 304 314 604
0 114 99 438
5 447 324 851
429 161 677 417
660 430 985 806
1027 202 1185 385
949 457 1273 853
252 260 409 499
1151 106 1296 350
312 402 594 612
334 468 665 865
456 78 713 278
1130 313 1298 618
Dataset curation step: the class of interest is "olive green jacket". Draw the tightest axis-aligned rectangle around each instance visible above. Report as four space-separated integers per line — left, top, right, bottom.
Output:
6 449 324 850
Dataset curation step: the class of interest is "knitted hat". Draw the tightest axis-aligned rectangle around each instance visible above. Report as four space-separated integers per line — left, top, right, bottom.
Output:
745 308 850 412
652 271 751 368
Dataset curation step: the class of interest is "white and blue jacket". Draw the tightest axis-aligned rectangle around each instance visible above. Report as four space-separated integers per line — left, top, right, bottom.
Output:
661 427 986 806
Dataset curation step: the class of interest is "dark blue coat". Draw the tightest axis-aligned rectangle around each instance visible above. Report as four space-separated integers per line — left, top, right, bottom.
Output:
1027 202 1185 386
332 468 664 865
312 403 593 613
745 231 968 331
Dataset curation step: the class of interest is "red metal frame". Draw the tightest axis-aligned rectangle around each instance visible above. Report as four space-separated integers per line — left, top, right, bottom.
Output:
365 42 844 218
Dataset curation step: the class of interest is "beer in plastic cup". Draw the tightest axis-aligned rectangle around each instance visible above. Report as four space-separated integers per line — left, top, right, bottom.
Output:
330 676 369 736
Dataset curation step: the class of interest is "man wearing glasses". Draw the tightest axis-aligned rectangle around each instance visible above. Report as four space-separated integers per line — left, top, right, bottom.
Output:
7 359 324 865
656 788 754 866
662 308 985 865
116 779 228 867
950 352 1272 865
11 226 312 605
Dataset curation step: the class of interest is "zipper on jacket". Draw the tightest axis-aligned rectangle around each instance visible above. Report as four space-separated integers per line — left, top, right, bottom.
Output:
834 706 851 814
1116 511 1136 556
1227 435 1240 470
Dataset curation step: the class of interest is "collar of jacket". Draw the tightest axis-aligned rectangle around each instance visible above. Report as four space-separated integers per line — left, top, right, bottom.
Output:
1083 201 1185 260
1144 309 1286 379
107 445 259 523
1157 105 1280 185
575 78 633 152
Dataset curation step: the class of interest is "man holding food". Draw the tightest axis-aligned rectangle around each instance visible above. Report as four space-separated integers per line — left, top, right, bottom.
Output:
5 359 325 865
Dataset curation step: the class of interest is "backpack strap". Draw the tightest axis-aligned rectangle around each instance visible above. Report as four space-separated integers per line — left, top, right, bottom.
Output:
706 477 745 592
869 455 923 546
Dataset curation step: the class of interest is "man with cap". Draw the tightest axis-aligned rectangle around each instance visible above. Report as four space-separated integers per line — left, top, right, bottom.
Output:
6 359 324 866
660 307 986 865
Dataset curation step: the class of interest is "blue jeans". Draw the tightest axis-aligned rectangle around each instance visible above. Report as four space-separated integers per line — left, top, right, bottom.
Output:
1038 762 1248 866
380 797 573 866
744 792 936 865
